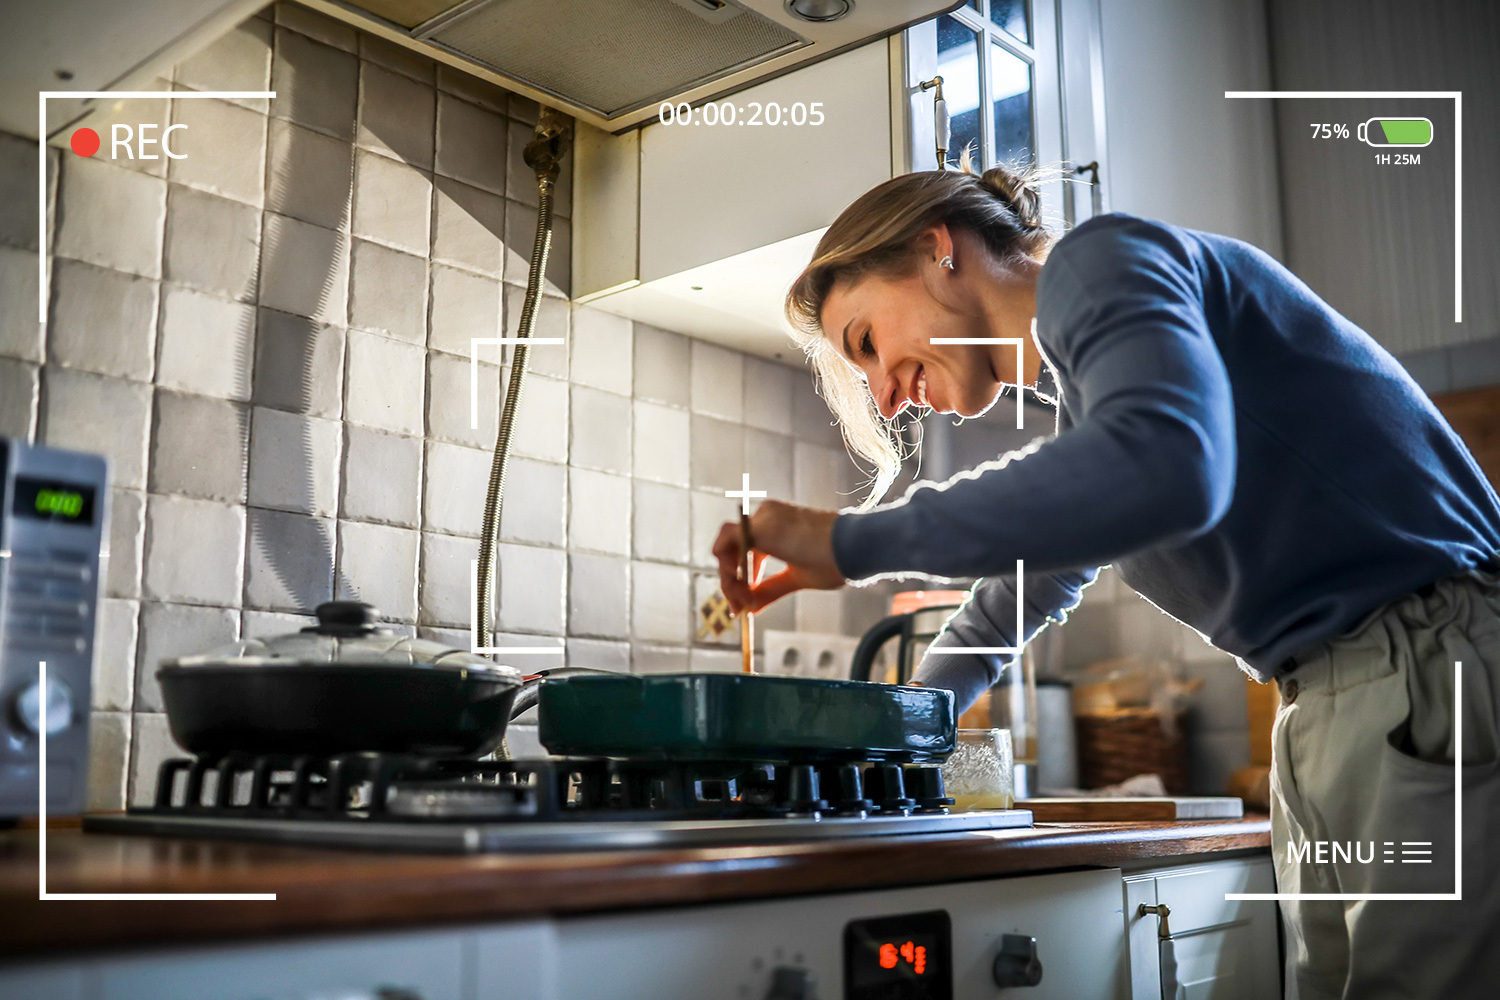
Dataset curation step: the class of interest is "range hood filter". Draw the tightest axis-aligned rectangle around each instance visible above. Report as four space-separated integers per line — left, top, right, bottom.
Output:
426 0 806 118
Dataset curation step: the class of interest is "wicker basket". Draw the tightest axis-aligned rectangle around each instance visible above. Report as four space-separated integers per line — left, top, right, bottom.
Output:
1074 708 1188 794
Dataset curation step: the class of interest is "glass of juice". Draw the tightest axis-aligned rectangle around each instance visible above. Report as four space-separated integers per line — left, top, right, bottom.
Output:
941 728 1014 811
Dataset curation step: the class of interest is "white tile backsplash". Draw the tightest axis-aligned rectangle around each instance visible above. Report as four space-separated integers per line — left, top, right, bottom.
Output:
336 519 419 621
418 530 473 628
433 176 504 275
435 93 507 194
743 357 796 435
47 258 158 380
168 98 268 207
270 26 358 140
345 329 424 434
690 340 744 422
423 440 490 537
163 185 262 302
87 711 131 812
0 358 37 439
351 148 431 255
55 158 166 278
0 244 42 361
41 367 153 488
156 285 256 401
496 542 566 635
509 371 569 463
142 495 246 606
341 423 421 526
266 118 354 231
349 239 426 343
247 406 341 516
568 467 630 556
429 263 502 357
633 480 690 564
357 61 436 170
632 561 690 644
150 390 250 503
258 212 349 325
104 488 146 599
633 400 690 487
93 599 139 712
244 507 335 612
498 456 567 547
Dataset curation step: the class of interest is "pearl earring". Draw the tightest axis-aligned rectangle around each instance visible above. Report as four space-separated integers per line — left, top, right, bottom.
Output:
937 254 954 271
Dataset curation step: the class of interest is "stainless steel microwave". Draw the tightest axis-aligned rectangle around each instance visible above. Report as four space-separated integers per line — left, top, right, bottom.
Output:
0 439 106 819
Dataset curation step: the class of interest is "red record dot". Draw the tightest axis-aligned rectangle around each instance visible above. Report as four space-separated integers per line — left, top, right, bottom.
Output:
70 128 99 157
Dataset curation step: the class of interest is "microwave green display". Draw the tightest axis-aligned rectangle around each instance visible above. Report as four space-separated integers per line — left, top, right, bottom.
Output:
36 489 83 518
13 477 96 525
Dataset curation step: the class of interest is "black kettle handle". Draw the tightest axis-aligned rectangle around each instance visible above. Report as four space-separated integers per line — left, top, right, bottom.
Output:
850 614 909 682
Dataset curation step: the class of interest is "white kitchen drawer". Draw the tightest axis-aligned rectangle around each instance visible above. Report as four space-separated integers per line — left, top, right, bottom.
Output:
93 927 467 1000
1124 857 1280 1000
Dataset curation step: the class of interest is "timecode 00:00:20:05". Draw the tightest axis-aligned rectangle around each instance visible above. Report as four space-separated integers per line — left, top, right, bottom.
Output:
658 101 826 126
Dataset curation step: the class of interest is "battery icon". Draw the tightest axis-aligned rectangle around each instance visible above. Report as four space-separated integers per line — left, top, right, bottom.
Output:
1357 117 1433 147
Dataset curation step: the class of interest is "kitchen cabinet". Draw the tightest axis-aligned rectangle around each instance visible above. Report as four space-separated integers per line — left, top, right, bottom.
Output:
572 38 898 361
1123 856 1281 1000
1087 0 1283 256
0 923 553 1000
95 927 470 1000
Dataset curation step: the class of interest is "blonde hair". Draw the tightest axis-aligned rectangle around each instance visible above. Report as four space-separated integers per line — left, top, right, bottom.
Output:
786 162 1055 506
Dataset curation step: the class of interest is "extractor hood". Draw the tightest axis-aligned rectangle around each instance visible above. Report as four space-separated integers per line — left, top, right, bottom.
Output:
310 0 962 132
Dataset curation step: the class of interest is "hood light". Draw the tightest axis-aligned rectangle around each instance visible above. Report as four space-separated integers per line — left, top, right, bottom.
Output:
786 0 853 22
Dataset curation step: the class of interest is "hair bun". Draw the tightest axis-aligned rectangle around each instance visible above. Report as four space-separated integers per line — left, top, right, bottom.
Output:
980 166 1043 231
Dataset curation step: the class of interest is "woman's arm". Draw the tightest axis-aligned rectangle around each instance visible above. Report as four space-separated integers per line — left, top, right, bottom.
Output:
834 219 1237 582
914 567 1099 712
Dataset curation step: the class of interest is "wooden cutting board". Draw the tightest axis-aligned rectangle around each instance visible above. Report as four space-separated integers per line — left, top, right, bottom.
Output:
1018 797 1244 821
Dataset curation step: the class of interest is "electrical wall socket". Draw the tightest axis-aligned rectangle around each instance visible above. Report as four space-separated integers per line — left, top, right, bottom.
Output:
762 629 862 681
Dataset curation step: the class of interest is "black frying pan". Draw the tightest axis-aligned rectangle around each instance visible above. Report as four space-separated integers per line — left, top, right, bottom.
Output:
157 602 525 759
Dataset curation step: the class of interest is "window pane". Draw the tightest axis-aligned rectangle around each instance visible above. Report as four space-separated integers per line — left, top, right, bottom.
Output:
964 0 980 10
989 0 1030 44
937 15 982 167
990 42 1034 167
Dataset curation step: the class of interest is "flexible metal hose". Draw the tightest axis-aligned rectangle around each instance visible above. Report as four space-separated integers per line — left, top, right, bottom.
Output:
476 108 572 652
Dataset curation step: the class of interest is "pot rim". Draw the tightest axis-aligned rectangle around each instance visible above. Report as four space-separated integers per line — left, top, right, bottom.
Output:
156 659 524 683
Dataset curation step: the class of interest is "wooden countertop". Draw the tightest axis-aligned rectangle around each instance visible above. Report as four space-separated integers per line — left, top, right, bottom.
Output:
0 815 1269 959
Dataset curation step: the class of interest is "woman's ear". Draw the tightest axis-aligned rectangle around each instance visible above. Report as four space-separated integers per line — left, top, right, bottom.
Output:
917 224 956 268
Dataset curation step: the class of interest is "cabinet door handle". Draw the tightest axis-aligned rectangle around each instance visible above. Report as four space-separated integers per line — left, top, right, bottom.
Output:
919 76 949 168
1138 904 1184 1000
1072 161 1104 216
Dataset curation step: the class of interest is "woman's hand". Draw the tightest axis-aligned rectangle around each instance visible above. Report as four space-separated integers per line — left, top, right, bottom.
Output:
713 500 845 613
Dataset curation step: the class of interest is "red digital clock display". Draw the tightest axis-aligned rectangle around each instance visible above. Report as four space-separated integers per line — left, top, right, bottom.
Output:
844 910 951 999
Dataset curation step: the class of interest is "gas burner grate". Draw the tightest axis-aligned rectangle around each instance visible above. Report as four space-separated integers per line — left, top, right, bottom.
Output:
135 753 956 824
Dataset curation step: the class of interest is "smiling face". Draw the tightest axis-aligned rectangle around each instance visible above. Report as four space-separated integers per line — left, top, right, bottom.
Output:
817 228 1040 420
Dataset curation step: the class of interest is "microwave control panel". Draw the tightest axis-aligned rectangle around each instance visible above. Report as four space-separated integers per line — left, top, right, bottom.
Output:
0 438 107 818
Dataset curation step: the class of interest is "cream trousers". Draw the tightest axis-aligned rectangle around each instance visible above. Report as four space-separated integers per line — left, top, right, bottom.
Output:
1270 569 1500 999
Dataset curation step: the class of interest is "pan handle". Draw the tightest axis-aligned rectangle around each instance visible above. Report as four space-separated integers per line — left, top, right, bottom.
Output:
508 666 617 720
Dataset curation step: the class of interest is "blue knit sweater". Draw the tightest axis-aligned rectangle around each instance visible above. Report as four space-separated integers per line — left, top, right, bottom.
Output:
831 214 1500 711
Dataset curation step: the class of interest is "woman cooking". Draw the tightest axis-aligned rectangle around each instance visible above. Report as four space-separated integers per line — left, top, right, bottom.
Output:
714 165 1500 998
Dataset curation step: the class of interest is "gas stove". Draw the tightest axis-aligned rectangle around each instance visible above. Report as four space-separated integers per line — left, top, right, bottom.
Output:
84 751 1033 852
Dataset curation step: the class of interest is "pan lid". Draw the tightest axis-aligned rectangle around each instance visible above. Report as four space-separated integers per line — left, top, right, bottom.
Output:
162 601 520 678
